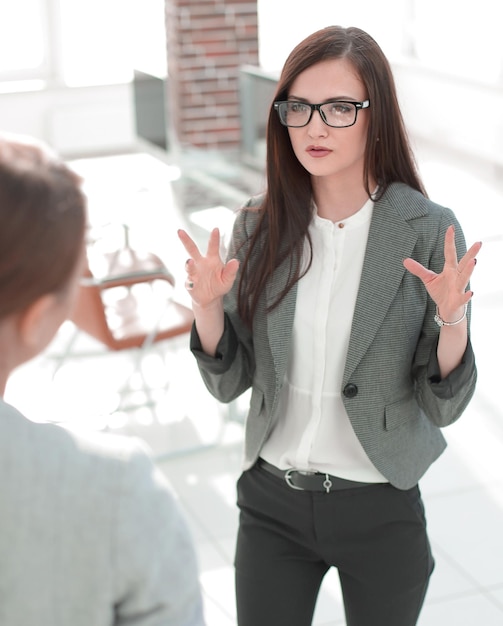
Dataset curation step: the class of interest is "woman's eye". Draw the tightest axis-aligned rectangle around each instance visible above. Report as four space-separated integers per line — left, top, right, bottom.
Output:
330 103 350 114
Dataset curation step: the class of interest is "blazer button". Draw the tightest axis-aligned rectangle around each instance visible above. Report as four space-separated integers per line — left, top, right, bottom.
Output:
343 383 358 399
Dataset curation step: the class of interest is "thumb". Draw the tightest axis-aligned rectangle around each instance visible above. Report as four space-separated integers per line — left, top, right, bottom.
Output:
222 258 239 287
403 258 434 282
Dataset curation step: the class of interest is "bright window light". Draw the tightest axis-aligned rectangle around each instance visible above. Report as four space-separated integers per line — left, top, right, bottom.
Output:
0 0 46 73
59 0 135 86
412 0 502 84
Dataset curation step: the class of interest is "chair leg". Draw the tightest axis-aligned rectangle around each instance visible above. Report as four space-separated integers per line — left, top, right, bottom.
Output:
49 324 83 380
114 310 169 417
115 348 158 415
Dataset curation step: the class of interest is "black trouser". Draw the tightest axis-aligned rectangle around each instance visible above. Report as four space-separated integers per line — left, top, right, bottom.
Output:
235 462 434 626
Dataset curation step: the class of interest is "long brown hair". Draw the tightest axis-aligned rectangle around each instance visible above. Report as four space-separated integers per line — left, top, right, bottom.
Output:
0 134 87 319
238 25 426 326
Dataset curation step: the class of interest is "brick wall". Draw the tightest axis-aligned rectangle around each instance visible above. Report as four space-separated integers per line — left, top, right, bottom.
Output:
165 0 259 150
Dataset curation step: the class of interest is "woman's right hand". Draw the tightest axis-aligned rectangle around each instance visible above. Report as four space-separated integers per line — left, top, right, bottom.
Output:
177 227 240 309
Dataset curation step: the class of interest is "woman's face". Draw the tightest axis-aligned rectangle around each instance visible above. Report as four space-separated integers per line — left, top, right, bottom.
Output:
286 58 370 188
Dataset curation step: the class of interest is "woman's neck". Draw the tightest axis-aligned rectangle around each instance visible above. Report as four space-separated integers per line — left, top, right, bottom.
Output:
312 177 375 222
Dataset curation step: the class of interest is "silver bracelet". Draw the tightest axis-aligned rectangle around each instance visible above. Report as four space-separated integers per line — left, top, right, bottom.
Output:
434 304 468 327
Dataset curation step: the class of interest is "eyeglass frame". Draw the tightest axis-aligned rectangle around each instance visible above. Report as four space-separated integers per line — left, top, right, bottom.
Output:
273 99 371 128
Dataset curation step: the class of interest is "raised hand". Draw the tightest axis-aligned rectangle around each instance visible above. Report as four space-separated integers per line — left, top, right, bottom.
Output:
403 225 482 322
177 227 239 309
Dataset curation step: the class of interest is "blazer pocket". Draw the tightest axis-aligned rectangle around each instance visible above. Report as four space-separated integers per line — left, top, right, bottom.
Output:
384 392 421 431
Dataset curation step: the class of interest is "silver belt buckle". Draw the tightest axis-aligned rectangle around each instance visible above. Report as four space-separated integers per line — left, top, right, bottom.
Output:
285 468 333 493
284 468 304 491
323 474 333 494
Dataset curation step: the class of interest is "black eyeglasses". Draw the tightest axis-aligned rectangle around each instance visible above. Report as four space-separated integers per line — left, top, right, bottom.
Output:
274 99 370 128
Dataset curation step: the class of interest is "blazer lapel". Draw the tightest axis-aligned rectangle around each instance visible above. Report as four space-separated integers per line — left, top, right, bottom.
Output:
266 259 297 382
343 187 420 381
262 184 426 386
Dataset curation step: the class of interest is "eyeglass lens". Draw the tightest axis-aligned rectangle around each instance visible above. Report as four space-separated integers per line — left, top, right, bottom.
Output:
278 101 358 127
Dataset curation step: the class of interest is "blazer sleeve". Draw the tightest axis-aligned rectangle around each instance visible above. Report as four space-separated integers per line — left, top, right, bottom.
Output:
190 202 258 404
412 207 477 427
112 439 205 626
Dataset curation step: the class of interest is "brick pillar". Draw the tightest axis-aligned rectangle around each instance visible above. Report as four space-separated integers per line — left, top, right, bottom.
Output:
165 0 259 150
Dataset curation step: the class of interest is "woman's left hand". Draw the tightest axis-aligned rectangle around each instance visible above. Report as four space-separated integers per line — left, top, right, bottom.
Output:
403 225 482 321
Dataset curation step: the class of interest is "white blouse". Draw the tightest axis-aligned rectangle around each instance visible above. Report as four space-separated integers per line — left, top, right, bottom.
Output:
260 197 388 483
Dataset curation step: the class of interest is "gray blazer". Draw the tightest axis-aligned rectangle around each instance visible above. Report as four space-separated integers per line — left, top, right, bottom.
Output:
0 399 205 626
192 183 477 489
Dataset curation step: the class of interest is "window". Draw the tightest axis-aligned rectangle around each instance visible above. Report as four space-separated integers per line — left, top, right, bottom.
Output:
411 0 502 84
58 0 134 87
257 0 409 71
0 0 48 80
257 0 502 86
0 0 166 88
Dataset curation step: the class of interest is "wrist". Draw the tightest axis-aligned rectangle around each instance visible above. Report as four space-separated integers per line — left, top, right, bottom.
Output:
192 297 224 315
434 304 467 327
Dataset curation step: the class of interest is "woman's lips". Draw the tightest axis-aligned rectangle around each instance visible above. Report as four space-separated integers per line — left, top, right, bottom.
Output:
306 146 332 158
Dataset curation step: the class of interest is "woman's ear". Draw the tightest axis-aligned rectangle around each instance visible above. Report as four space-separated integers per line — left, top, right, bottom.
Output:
17 294 60 353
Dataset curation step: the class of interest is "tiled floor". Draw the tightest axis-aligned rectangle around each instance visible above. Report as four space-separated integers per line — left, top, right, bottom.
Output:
5 141 503 625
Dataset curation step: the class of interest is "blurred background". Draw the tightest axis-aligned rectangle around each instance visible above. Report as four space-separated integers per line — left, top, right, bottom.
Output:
1 0 502 166
1 1 502 625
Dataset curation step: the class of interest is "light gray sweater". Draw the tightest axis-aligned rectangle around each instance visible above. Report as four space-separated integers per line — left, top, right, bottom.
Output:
0 398 205 626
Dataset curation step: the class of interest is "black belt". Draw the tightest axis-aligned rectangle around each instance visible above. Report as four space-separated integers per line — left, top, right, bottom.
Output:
256 458 375 493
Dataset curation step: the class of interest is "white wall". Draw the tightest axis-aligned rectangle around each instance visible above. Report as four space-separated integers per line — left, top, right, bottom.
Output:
394 62 503 167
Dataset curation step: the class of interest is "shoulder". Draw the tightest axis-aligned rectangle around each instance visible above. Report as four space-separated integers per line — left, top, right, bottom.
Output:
1 407 183 547
242 192 265 211
229 192 265 248
383 182 446 214
63 427 167 498
0 399 160 491
57 429 184 528
382 182 459 228
0 403 204 624
380 183 468 262
236 193 264 225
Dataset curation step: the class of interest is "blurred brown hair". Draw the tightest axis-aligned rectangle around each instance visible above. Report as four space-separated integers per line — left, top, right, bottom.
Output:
0 134 87 319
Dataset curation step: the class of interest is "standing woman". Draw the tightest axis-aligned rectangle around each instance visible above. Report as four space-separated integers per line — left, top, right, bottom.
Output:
0 133 205 626
179 26 481 626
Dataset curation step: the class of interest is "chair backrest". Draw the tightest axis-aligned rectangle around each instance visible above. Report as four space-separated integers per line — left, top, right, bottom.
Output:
70 254 193 351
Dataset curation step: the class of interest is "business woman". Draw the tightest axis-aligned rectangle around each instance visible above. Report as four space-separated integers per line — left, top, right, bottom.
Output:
178 25 481 626
0 133 205 626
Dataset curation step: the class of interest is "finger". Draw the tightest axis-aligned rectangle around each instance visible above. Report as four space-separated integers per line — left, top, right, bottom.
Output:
185 257 196 276
462 290 474 305
205 227 221 258
457 240 482 274
178 228 202 260
222 258 240 286
403 258 437 284
185 277 195 291
455 241 482 288
443 225 458 269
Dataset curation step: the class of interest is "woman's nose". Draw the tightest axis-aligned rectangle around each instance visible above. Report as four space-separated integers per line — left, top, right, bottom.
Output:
307 109 328 137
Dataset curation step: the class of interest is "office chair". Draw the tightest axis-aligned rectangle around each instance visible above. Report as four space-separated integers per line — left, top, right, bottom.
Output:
53 224 194 411
51 223 241 460
71 251 193 351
